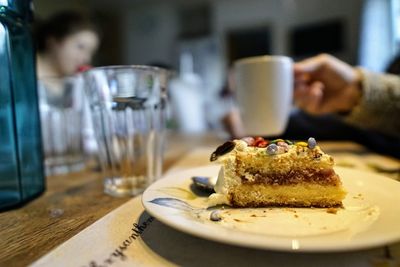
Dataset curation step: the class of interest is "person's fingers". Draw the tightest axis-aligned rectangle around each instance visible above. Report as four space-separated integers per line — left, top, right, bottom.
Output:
294 82 308 99
294 96 308 111
294 81 325 114
294 85 311 110
305 81 324 114
294 72 311 83
293 80 309 91
294 55 329 96
294 54 331 75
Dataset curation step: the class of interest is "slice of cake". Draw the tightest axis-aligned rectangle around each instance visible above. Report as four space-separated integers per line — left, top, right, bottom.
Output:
208 137 346 208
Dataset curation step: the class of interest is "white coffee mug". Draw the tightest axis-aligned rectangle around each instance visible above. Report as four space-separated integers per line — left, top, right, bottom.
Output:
234 55 293 136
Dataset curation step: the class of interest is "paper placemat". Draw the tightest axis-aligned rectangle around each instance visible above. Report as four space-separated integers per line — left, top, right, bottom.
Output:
30 148 400 267
30 196 400 267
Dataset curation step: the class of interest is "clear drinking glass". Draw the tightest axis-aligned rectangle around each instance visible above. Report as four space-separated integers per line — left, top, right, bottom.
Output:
38 76 87 175
84 66 168 197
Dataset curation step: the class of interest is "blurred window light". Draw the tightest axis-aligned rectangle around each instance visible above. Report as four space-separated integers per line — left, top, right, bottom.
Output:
392 0 400 51
359 0 394 71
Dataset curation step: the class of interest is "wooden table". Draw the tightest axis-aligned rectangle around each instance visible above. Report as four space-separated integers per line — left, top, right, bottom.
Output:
0 133 399 267
0 133 220 267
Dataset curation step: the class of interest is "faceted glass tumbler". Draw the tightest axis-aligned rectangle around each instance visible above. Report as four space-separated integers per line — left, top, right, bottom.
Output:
84 66 168 197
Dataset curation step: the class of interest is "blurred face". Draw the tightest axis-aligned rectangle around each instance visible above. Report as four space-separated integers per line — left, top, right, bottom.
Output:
50 30 99 76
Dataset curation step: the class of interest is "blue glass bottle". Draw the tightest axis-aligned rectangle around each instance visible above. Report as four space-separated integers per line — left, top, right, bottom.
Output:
0 0 45 210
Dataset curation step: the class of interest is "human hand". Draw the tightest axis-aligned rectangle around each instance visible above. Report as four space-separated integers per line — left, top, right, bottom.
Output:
294 54 362 115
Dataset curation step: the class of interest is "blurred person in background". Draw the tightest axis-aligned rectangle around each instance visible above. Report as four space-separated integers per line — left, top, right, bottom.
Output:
35 11 101 167
35 11 99 79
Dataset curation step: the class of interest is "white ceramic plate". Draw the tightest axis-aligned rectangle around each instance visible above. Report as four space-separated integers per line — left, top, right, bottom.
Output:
142 165 400 252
